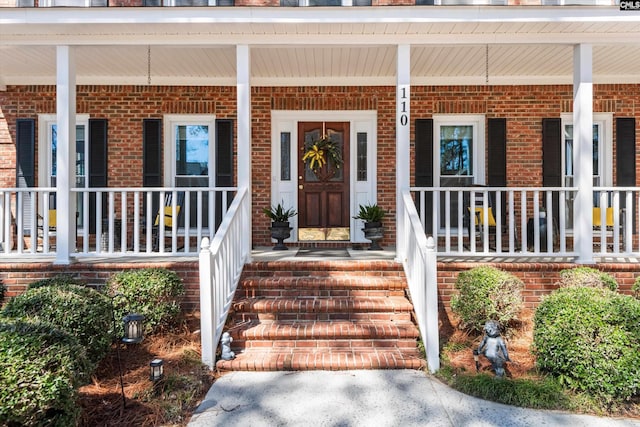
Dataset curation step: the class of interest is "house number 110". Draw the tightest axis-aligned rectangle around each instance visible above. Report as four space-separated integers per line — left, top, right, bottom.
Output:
399 86 408 127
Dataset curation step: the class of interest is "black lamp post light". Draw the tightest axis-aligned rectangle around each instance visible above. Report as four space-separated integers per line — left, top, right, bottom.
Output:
150 358 164 382
110 296 145 409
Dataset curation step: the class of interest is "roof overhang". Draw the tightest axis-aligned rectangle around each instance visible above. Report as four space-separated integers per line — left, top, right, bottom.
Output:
1 6 640 86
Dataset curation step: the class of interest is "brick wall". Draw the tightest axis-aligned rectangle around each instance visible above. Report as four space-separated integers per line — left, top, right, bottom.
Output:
0 260 201 310
0 84 639 248
437 261 640 325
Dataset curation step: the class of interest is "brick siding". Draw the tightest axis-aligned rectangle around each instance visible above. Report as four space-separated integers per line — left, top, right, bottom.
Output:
1 84 639 249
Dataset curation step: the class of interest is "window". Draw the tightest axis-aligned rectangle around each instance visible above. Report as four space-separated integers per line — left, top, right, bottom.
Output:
561 113 613 228
280 0 370 5
434 115 485 230
164 115 216 230
38 115 89 228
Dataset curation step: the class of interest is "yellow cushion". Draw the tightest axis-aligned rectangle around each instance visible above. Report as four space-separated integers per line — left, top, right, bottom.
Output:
48 210 57 228
593 207 614 228
154 205 181 227
470 207 497 227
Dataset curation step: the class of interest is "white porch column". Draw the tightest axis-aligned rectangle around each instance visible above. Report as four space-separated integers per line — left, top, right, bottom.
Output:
55 46 76 265
396 44 411 257
237 45 252 260
573 44 594 264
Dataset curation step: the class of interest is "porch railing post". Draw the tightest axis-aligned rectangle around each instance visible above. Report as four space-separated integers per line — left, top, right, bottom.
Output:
573 44 594 264
425 235 439 373
199 237 215 369
396 44 411 256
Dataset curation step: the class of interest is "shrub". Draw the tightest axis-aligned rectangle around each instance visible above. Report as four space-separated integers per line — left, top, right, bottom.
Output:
0 319 90 426
450 266 524 333
28 274 83 290
107 268 184 335
0 279 5 305
533 286 640 402
557 266 618 291
1 283 113 368
633 276 640 300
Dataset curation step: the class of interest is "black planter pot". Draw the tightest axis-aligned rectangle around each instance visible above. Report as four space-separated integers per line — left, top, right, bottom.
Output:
270 221 292 250
362 221 384 250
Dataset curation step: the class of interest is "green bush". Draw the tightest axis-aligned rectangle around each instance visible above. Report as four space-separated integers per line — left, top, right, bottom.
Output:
557 266 618 291
450 266 524 333
533 286 640 402
1 283 113 368
27 274 83 290
633 276 640 300
107 268 184 335
0 279 5 305
0 319 90 426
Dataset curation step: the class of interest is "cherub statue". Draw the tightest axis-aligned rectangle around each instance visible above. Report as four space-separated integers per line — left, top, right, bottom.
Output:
221 332 235 360
477 320 510 378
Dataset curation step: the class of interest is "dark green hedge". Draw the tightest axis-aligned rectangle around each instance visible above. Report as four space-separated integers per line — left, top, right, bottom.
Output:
533 287 640 402
0 319 90 426
2 283 113 368
107 268 184 335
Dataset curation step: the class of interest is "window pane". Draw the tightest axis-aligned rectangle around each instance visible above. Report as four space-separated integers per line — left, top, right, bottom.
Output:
357 132 367 181
280 132 291 181
353 0 372 4
175 125 209 177
280 0 298 5
308 0 341 5
440 125 473 177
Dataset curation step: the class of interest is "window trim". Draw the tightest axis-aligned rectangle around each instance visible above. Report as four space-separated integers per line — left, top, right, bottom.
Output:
433 114 486 186
560 113 613 187
163 114 216 188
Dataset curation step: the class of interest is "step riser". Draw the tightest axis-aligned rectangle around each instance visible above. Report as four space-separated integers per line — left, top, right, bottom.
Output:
232 339 420 350
236 290 406 298
236 313 413 322
219 260 426 372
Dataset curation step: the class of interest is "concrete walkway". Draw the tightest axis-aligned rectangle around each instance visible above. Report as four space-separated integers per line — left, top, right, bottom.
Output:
188 370 640 427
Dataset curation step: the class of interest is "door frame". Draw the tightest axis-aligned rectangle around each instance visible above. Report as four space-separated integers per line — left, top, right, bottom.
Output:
271 110 377 243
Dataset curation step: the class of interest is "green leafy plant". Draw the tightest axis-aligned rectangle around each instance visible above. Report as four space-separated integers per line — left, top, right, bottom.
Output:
0 319 90 427
450 266 524 333
262 202 297 223
1 283 113 368
0 279 5 305
533 286 640 402
557 266 618 291
107 268 185 335
353 203 386 223
27 274 83 290
633 276 640 300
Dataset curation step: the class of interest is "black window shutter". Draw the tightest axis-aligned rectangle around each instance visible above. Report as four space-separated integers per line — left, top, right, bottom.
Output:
487 118 507 226
487 118 507 187
215 119 234 187
143 119 162 187
415 119 434 234
616 118 636 187
16 119 35 189
215 119 234 230
542 118 562 225
616 117 636 232
89 119 108 234
16 119 36 234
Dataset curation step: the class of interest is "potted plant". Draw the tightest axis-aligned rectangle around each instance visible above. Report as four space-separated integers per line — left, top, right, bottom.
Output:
263 202 297 250
353 203 386 250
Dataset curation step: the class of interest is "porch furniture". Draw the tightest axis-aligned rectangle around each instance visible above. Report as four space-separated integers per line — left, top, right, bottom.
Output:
150 192 185 251
526 213 558 251
466 190 497 249
37 209 57 248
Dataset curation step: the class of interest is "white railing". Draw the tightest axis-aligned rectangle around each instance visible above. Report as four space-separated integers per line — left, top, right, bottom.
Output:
411 186 640 258
0 186 237 258
199 187 250 369
400 190 439 373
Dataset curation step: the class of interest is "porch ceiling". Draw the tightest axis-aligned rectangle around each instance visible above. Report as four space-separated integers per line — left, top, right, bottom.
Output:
1 7 640 86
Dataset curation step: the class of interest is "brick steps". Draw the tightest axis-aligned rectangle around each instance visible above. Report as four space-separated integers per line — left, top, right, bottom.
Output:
217 259 426 372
